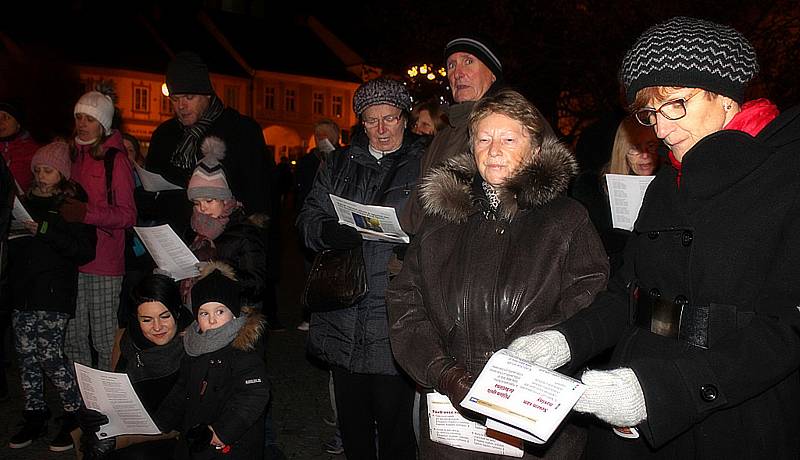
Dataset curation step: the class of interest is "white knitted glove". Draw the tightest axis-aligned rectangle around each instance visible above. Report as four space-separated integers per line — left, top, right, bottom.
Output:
574 368 647 427
506 330 571 370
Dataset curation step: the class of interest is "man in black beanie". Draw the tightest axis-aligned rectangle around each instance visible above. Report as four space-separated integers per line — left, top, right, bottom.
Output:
144 52 273 236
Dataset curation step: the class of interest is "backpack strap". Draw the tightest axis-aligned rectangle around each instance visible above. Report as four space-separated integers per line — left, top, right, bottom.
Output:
103 148 119 205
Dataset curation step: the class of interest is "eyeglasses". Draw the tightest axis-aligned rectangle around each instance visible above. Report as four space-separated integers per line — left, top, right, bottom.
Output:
634 90 703 126
363 114 403 128
626 141 659 157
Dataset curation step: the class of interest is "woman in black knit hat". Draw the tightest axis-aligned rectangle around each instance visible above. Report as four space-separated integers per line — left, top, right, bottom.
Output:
509 16 800 458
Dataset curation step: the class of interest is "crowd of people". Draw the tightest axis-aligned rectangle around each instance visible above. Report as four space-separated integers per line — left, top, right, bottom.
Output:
1 13 799 460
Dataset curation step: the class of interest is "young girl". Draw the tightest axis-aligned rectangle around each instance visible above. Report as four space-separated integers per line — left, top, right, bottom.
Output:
155 263 269 459
7 141 96 451
66 90 136 372
181 137 267 308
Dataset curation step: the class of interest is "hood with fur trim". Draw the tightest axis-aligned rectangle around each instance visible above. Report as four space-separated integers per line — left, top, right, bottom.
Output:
231 306 265 352
419 136 578 223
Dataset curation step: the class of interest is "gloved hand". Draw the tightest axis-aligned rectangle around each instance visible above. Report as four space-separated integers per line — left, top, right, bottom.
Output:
60 197 88 223
321 221 362 250
507 330 571 369
78 406 109 433
185 424 213 452
438 365 474 410
392 244 408 261
573 368 647 427
80 430 116 460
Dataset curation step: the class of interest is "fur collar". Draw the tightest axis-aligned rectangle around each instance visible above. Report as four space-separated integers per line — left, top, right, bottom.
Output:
419 137 577 223
232 306 265 351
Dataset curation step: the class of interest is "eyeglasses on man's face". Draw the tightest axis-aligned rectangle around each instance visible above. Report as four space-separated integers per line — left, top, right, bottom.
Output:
363 113 403 128
634 90 703 127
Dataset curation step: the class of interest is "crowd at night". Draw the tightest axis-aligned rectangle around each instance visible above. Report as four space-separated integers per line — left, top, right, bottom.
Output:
1 1 800 459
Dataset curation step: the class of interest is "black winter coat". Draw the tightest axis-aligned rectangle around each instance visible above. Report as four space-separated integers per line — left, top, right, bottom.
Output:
144 108 273 236
155 311 269 460
297 131 426 375
556 106 800 458
8 189 96 315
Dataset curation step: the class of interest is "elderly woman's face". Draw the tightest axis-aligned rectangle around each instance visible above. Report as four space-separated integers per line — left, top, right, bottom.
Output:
362 104 405 152
473 113 533 187
645 88 734 162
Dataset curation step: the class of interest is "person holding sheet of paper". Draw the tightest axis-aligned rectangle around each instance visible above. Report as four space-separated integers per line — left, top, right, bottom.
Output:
508 16 800 458
154 263 269 459
78 273 191 459
179 136 268 310
297 77 426 460
7 142 96 451
571 118 661 273
386 89 608 458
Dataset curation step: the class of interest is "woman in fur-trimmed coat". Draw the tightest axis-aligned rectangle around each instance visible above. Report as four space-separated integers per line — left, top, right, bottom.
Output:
387 90 609 459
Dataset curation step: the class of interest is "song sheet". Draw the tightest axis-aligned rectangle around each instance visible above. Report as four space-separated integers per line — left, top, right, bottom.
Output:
460 350 585 444
605 174 656 231
74 363 161 438
329 194 410 243
134 164 183 192
427 392 523 457
134 224 199 280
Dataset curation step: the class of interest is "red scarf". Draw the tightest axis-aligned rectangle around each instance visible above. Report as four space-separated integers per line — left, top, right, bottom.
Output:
669 98 779 185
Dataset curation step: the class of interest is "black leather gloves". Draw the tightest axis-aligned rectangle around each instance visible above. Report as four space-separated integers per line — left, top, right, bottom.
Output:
185 424 213 452
321 220 362 250
438 365 475 411
78 406 109 433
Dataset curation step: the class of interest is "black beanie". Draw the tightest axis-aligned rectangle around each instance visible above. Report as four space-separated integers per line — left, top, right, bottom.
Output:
166 52 214 96
191 263 241 317
444 36 503 79
620 16 759 104
0 100 24 126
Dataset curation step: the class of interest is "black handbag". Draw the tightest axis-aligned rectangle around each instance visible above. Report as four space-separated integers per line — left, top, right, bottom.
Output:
301 245 368 312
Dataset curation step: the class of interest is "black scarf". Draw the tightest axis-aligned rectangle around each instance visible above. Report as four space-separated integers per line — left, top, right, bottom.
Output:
170 95 225 170
119 329 185 384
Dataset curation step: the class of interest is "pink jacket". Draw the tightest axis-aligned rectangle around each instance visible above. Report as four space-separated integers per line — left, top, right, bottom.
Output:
1 131 40 192
71 130 136 276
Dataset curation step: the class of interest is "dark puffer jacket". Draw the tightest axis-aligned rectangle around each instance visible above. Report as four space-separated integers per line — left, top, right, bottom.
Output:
555 105 800 458
297 131 426 375
387 138 608 458
155 308 268 460
9 186 97 315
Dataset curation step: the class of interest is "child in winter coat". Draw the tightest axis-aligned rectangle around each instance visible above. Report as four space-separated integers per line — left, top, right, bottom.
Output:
155 262 269 459
180 137 267 308
7 141 97 452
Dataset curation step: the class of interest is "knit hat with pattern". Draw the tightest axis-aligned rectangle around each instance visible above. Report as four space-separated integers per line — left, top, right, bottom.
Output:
31 141 72 180
187 136 233 201
353 78 412 116
74 91 115 136
444 36 503 79
620 16 759 104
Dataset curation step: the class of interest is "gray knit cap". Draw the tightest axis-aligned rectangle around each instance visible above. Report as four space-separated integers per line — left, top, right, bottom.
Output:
352 78 412 116
620 16 759 104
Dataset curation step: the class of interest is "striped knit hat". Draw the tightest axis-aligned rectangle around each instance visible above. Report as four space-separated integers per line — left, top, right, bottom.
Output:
620 16 759 104
187 137 233 201
444 36 503 79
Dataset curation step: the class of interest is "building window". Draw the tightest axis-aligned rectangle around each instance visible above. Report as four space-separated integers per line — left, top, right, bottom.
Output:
160 96 172 114
263 86 275 110
133 86 150 112
284 89 296 112
313 92 325 115
224 86 239 110
332 95 343 118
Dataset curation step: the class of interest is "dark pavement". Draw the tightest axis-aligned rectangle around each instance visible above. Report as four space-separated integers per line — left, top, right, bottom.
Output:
0 201 342 460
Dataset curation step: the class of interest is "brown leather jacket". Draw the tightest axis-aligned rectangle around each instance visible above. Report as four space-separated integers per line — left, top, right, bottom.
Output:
387 138 608 458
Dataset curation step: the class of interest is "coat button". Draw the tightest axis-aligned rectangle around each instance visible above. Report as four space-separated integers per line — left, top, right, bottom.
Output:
681 230 693 247
648 231 659 240
700 384 718 402
484 351 492 358
648 288 661 299
674 295 689 307
496 227 505 235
